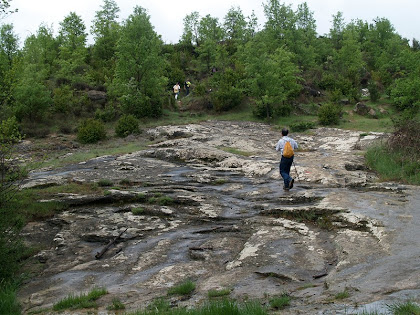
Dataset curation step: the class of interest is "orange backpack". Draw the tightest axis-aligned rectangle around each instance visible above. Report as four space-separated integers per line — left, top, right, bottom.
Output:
283 141 294 158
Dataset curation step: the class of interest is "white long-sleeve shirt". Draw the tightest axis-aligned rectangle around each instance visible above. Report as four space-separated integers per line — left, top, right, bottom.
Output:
275 136 298 156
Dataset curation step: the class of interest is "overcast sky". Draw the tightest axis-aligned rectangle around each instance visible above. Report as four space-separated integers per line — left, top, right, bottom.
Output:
3 0 419 46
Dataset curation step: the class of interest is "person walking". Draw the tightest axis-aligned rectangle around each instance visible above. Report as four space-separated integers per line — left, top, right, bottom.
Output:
184 79 191 96
173 82 181 100
275 128 298 191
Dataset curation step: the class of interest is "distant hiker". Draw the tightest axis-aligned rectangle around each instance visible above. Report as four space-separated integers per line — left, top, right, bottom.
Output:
184 80 191 96
173 82 181 100
275 128 298 191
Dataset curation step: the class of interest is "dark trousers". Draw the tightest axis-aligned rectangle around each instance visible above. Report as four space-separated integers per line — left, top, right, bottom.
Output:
279 156 294 188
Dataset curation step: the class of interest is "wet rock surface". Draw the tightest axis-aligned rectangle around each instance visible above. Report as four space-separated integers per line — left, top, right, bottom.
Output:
18 121 420 314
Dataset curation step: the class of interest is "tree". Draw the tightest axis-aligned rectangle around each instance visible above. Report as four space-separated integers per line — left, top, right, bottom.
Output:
0 0 17 19
181 11 200 46
293 2 318 70
263 0 296 48
0 23 18 67
90 0 120 83
57 12 88 82
0 116 25 282
224 6 247 43
329 11 345 49
0 24 19 112
240 35 300 118
196 14 224 72
111 6 166 118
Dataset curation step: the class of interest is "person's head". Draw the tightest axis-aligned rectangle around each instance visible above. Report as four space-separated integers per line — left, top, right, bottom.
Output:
281 128 289 136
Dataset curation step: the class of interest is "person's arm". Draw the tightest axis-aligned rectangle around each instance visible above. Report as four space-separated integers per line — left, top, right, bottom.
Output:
275 139 282 152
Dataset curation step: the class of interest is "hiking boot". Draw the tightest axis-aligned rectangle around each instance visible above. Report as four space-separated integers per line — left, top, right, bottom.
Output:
289 178 294 189
283 186 289 191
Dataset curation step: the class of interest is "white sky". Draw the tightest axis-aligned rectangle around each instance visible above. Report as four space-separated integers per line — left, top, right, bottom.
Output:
3 0 420 46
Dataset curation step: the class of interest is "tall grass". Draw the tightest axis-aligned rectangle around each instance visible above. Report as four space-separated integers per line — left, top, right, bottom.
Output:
365 145 420 185
0 282 21 315
52 287 107 311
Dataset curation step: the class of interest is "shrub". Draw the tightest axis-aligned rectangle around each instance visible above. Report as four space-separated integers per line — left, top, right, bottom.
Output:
390 76 420 112
318 103 342 125
13 81 52 122
368 80 381 103
95 104 117 122
388 119 420 158
212 86 243 112
77 118 106 144
53 85 73 114
115 114 140 138
290 121 316 132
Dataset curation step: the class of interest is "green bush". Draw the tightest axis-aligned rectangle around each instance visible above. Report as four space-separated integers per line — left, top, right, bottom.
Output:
318 103 342 125
290 121 316 132
390 76 420 112
115 114 140 138
212 86 243 112
13 81 52 122
368 80 381 103
53 85 73 114
95 104 117 122
77 118 106 144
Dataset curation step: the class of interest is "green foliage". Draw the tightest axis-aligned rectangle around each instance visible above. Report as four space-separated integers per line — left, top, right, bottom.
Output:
318 103 342 125
290 121 316 132
168 280 196 295
77 118 106 144
115 114 140 137
148 195 174 206
334 290 350 300
53 287 108 311
212 86 243 112
208 288 231 298
53 85 73 114
269 293 291 310
240 36 300 119
112 6 166 118
390 76 420 112
107 298 125 311
387 300 420 315
365 145 420 185
95 104 117 122
98 179 113 187
131 207 144 215
0 117 25 282
0 283 20 315
368 80 381 103
13 80 52 122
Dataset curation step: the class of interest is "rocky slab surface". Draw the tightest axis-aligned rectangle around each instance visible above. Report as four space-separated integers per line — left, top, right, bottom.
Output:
18 121 419 314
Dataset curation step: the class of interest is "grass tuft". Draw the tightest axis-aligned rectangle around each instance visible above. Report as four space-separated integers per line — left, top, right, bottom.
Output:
52 287 107 311
208 288 231 298
387 300 420 315
269 293 291 310
167 280 196 296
